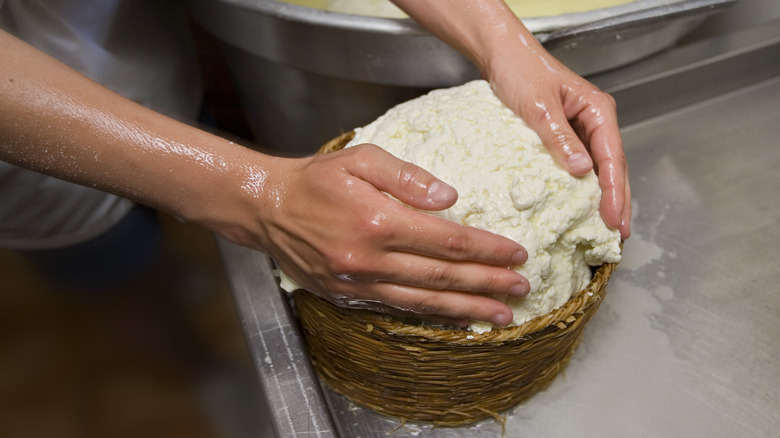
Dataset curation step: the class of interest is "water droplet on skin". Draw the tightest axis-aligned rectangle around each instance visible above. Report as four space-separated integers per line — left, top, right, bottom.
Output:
239 164 269 199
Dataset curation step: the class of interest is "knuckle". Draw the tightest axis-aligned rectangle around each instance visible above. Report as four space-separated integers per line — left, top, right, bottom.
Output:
410 294 444 315
595 90 617 108
478 271 504 293
349 142 379 156
521 100 551 125
441 234 471 258
354 207 394 241
426 264 454 289
397 161 427 192
345 143 380 166
554 130 582 149
327 251 363 277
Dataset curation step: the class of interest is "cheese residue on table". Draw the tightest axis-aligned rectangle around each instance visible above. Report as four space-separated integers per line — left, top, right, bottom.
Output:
345 80 622 333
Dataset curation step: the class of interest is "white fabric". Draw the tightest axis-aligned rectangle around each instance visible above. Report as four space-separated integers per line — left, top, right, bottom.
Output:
0 0 203 250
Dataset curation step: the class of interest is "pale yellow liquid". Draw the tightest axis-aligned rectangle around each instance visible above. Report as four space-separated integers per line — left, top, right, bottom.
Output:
281 0 635 18
508 0 634 17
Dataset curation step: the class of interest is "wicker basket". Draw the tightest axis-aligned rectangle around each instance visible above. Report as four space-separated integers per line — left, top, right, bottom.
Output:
293 132 618 426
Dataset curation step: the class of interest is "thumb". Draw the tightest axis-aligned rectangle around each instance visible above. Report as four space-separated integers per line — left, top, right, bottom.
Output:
347 143 458 211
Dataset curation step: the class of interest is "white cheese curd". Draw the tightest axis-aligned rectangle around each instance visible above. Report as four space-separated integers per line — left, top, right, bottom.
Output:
345 80 621 333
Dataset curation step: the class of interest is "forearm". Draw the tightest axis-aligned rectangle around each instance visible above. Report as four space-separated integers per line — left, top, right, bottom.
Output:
391 0 542 76
0 30 278 246
0 28 535 325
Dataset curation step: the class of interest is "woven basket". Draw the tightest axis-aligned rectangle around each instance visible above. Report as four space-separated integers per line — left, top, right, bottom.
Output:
293 131 618 426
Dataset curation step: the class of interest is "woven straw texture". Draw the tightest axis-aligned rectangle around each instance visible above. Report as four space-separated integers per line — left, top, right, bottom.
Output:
293 132 618 425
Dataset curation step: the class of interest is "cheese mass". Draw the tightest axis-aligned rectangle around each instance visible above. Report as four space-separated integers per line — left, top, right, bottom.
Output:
345 80 622 332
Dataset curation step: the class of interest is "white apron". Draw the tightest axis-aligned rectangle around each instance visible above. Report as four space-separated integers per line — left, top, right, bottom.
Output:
0 0 202 249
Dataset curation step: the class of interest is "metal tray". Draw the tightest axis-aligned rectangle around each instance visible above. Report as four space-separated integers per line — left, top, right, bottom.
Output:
191 0 736 82
189 0 736 154
539 0 739 75
216 19 780 437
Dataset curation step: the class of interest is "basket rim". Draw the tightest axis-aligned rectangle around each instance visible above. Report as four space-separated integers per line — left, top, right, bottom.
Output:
295 261 615 345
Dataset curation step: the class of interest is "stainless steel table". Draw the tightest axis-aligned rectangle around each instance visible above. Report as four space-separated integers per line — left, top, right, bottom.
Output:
217 20 780 438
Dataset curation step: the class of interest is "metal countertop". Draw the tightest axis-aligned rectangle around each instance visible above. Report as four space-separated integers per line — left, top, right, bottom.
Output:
217 20 780 438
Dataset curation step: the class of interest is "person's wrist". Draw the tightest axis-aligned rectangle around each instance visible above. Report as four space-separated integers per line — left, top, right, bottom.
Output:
171 139 278 250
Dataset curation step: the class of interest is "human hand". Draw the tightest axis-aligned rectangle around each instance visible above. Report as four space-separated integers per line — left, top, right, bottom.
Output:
389 0 631 239
485 38 631 239
253 144 530 327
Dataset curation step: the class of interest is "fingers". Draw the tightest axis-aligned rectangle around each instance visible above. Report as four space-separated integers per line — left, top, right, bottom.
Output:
567 89 631 239
588 122 631 239
344 143 459 211
302 213 527 326
331 249 530 298
520 85 631 239
618 167 632 239
522 98 594 177
325 282 515 327
394 208 528 267
381 285 514 326
343 298 473 329
343 144 528 267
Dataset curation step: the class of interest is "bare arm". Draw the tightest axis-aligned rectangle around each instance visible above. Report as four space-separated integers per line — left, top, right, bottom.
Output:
392 0 631 238
0 30 530 326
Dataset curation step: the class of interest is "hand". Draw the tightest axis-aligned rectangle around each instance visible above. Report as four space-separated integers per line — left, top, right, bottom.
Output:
390 0 631 239
486 37 631 239
252 144 531 327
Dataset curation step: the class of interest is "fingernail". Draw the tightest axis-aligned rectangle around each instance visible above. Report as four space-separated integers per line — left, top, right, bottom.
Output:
511 249 527 266
491 312 512 326
509 282 529 298
621 219 631 240
567 152 591 172
427 180 457 203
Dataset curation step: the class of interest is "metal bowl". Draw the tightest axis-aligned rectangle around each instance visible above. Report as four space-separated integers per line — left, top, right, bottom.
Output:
188 0 736 154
